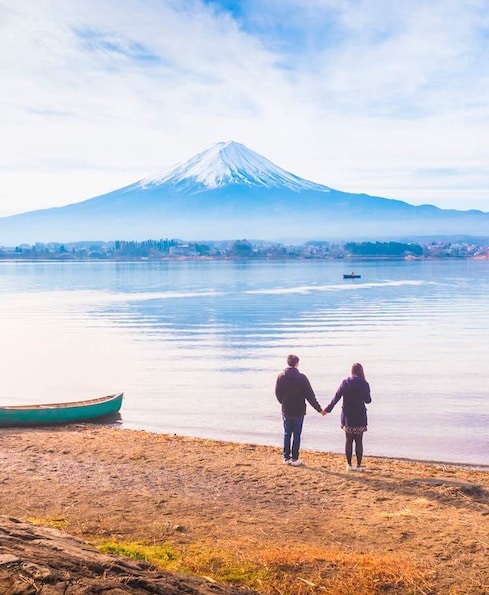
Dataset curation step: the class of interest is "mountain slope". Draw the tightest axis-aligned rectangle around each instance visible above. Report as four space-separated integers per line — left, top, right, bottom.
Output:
1 141 488 244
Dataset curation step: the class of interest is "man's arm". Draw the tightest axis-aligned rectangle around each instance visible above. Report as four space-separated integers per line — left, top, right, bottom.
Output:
275 374 284 403
303 375 322 412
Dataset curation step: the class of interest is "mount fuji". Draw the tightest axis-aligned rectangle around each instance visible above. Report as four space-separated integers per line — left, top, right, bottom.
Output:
1 141 489 244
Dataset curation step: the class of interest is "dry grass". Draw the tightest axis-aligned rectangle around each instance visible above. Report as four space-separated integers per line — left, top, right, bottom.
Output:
96 537 434 594
28 516 69 530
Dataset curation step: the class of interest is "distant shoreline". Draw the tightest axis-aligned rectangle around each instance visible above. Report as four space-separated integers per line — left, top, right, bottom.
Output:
1 236 488 260
0 253 488 262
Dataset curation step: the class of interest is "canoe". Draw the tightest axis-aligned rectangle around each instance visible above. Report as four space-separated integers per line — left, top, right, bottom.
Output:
0 392 123 427
343 274 361 279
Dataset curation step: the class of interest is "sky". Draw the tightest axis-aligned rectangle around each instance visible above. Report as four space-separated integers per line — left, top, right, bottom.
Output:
1 0 489 217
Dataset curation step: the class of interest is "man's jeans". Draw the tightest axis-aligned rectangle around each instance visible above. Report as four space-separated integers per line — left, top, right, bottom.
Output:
282 415 304 461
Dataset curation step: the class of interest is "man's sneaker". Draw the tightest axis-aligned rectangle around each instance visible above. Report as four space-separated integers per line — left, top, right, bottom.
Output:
291 459 302 466
346 464 353 471
283 458 291 465
356 466 363 472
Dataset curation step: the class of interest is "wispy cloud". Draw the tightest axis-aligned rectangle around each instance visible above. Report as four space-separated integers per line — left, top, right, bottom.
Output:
75 27 162 65
0 0 488 216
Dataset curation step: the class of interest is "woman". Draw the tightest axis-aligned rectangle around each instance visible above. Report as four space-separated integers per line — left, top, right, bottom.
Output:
324 363 371 471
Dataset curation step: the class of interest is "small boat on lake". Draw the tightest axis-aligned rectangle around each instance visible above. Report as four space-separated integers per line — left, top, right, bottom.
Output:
0 392 123 427
343 272 361 279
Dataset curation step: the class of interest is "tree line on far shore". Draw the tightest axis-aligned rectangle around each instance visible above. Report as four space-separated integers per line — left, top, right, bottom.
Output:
343 241 423 256
0 238 487 260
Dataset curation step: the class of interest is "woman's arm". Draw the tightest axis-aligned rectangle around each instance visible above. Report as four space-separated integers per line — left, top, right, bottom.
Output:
325 380 345 413
363 381 372 404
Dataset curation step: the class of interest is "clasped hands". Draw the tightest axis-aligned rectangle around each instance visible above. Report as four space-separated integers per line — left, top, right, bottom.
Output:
320 409 329 417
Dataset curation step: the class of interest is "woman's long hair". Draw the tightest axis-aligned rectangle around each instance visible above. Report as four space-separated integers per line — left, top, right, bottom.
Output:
351 362 366 381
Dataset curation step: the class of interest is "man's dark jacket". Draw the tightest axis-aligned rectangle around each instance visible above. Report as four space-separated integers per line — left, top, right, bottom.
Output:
275 366 322 417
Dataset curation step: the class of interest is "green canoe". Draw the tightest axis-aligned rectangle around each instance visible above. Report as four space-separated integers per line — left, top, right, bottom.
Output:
0 392 123 427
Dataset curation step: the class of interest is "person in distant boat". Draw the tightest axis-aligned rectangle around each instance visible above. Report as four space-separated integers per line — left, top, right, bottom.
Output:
324 362 371 471
275 354 325 466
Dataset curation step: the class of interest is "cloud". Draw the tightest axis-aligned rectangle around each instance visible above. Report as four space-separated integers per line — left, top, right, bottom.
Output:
0 0 488 216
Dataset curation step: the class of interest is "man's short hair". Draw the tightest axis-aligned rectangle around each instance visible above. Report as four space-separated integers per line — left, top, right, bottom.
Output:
287 354 299 367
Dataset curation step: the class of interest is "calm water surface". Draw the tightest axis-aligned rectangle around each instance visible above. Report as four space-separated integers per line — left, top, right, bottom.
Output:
0 259 488 466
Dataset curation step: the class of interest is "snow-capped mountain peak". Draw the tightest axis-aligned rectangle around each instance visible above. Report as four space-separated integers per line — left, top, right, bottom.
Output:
138 141 331 193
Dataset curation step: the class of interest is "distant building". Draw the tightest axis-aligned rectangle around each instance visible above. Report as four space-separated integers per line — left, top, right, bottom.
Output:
169 244 198 257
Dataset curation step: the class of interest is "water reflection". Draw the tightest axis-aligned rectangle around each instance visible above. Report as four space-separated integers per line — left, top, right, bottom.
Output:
0 259 488 465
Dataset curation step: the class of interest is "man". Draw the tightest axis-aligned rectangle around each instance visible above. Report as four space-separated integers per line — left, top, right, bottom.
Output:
275 354 324 466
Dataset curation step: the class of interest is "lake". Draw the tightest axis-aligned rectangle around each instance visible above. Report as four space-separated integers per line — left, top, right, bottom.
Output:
0 258 488 467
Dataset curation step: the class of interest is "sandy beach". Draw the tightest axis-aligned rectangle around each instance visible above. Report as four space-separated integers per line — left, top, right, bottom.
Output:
0 424 488 593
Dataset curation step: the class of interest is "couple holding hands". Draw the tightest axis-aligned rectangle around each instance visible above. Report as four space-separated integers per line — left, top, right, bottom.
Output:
275 354 372 471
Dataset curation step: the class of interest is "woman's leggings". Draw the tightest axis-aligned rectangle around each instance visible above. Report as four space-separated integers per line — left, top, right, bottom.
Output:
345 432 364 466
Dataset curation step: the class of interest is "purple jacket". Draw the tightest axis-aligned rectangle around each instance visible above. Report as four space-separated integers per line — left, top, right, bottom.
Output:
275 366 322 417
325 375 371 427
